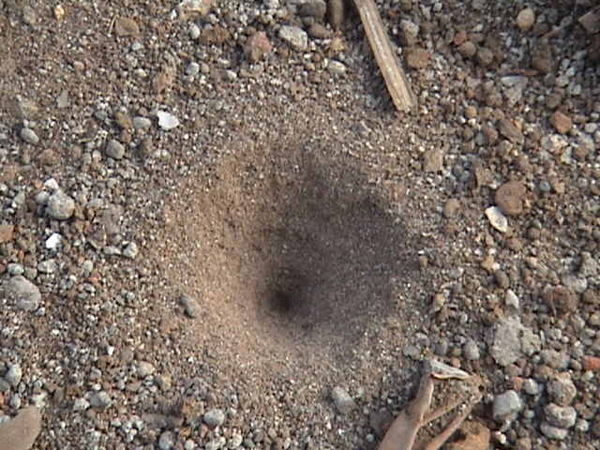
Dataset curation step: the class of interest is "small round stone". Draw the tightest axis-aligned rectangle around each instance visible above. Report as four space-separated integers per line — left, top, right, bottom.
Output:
46 190 75 220
203 408 225 428
2 275 41 311
19 127 39 144
105 139 125 160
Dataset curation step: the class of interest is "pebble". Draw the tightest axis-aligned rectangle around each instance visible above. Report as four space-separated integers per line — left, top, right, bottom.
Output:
185 61 200 77
105 139 125 159
550 111 572 134
327 60 346 75
133 116 152 130
157 111 180 131
45 233 62 250
505 289 520 310
115 17 140 37
89 391 112 409
278 25 308 51
476 47 494 66
582 355 600 371
547 373 577 406
516 8 535 31
189 23 201 40
497 119 523 143
485 206 508 233
37 260 57 274
495 181 526 216
443 198 460 218
3 275 41 311
423 148 444 172
406 47 431 70
464 339 480 360
400 19 419 46
540 422 569 440
122 242 139 259
5 363 22 386
73 398 90 411
46 190 75 220
458 41 477 58
0 224 14 244
522 378 540 395
137 361 155 378
158 430 175 450
545 404 577 428
493 390 523 421
179 295 199 318
490 317 522 366
298 0 326 20
19 128 39 145
203 408 225 428
331 386 356 414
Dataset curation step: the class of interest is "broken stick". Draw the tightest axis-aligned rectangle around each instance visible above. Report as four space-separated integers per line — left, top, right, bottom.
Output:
353 0 417 112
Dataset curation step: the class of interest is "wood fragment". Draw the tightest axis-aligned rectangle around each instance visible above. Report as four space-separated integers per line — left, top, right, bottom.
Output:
353 0 416 112
579 6 600 34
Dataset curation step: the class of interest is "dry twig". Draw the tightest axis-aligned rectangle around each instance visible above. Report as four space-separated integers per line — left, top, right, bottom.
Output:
353 0 417 112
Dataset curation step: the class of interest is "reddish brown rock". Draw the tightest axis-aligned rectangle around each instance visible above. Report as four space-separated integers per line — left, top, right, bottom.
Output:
495 181 526 216
406 47 431 69
550 111 572 134
0 224 14 243
583 356 600 372
543 286 579 315
244 31 272 63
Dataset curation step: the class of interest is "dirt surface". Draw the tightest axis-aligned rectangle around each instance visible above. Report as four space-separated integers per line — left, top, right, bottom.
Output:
0 0 599 449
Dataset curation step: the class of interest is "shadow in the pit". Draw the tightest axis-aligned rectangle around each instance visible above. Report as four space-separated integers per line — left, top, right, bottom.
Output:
250 148 420 359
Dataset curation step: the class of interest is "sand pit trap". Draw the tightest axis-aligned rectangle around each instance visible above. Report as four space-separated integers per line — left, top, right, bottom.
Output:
157 144 423 373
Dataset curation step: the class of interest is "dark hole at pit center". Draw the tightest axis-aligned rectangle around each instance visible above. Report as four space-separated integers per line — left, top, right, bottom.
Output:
252 154 420 352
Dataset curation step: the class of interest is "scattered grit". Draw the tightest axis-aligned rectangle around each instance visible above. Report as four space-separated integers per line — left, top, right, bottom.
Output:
0 0 599 449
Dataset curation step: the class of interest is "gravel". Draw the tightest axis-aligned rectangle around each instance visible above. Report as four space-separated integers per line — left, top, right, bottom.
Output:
278 25 308 51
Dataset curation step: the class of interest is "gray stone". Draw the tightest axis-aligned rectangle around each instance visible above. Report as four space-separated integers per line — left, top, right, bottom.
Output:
203 408 225 428
137 361 155 378
505 289 520 310
327 60 346 75
400 19 419 46
540 422 569 440
105 139 125 160
46 190 75 220
159 430 175 450
5 364 22 387
331 386 356 414
298 0 326 20
89 391 112 409
485 206 508 233
133 116 152 130
463 339 480 360
2 276 41 311
493 390 523 421
523 378 540 395
490 317 521 366
19 128 39 145
179 295 199 318
37 260 57 274
278 25 308 51
186 61 200 77
547 373 577 406
545 404 576 428
122 242 139 259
